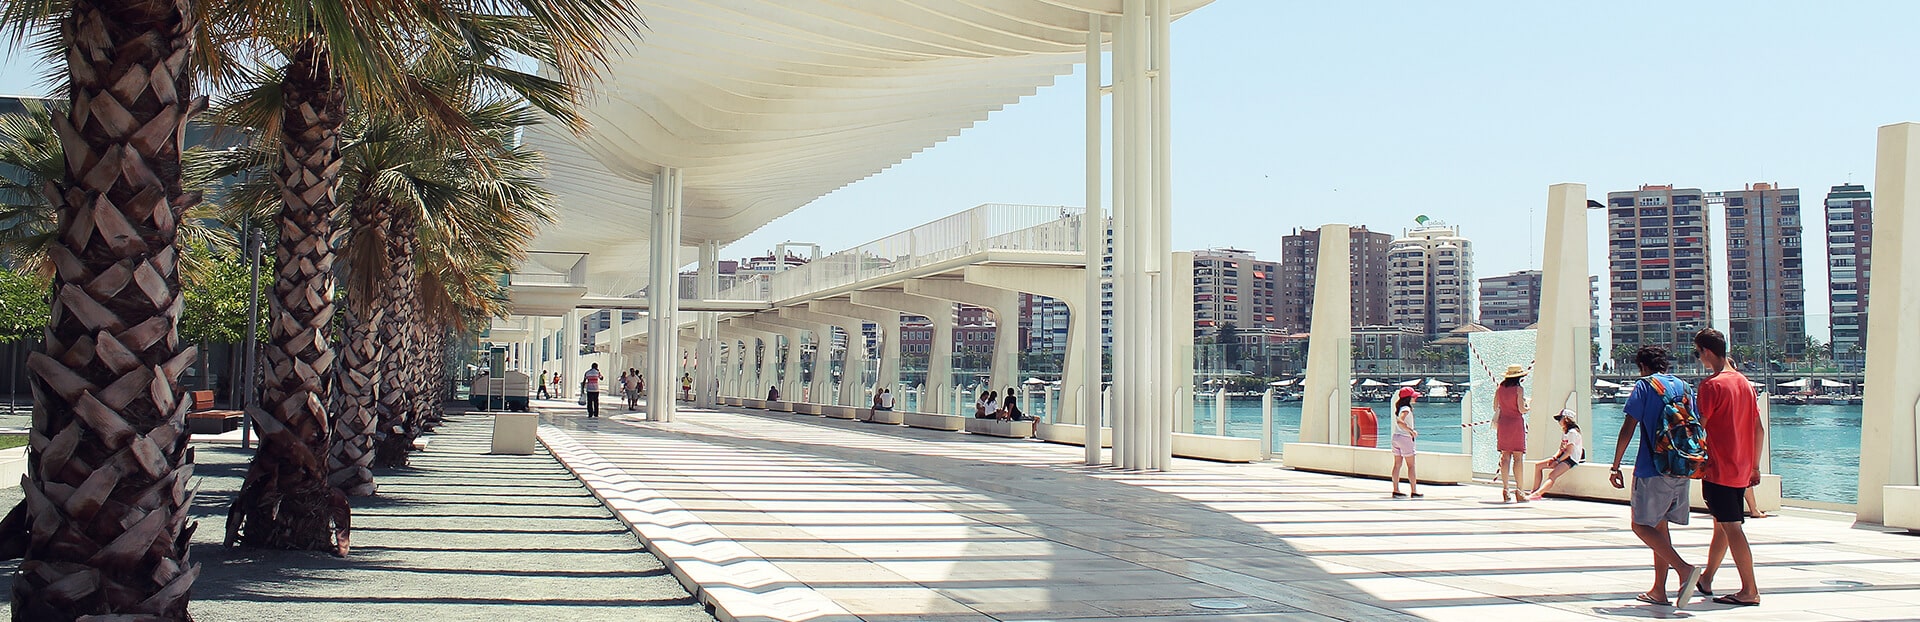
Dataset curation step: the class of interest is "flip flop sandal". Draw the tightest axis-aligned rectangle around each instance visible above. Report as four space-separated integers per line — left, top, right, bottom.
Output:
1712 595 1760 607
1696 582 1712 597
1634 594 1670 606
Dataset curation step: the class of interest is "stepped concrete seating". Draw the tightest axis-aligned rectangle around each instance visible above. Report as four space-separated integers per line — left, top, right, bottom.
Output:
742 398 767 409
1171 433 1261 463
1281 442 1472 484
964 418 1035 438
768 401 793 412
186 390 242 435
820 405 858 419
1887 487 1920 532
1035 422 1111 448
858 409 904 425
1542 464 1784 513
903 412 965 431
793 403 824 415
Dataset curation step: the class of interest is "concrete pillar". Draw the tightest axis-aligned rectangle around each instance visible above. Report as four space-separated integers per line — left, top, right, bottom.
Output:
1531 184 1595 459
696 241 720 406
736 319 801 399
853 290 956 414
562 309 580 399
782 307 869 407
754 313 832 404
1858 122 1920 524
1300 224 1352 445
904 280 1021 404
963 265 1090 425
1084 17 1106 465
647 167 684 422
811 300 904 397
1171 251 1195 443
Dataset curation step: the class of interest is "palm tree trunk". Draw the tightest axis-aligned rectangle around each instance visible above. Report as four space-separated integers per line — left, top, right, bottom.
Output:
372 208 418 467
225 36 350 555
4 0 202 618
327 198 386 496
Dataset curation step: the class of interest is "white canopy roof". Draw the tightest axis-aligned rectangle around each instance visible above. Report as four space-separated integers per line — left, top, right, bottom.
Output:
1360 379 1387 387
1778 378 1812 388
526 0 1214 295
1396 378 1422 386
1594 378 1622 388
1818 378 1852 388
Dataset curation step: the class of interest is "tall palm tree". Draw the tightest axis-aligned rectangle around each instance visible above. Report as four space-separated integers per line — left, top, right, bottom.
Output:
0 0 202 617
207 0 643 554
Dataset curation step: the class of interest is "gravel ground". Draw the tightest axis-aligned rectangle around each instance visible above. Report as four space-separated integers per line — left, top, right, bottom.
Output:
0 411 714 622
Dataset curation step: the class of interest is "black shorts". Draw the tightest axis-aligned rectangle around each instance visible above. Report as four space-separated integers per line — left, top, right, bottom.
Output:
1702 481 1747 524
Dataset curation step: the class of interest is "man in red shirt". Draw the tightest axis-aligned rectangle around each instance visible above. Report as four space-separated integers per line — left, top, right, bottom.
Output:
1692 328 1763 607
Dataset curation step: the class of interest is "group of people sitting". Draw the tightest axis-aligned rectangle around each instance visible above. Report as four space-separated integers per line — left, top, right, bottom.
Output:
973 388 1033 422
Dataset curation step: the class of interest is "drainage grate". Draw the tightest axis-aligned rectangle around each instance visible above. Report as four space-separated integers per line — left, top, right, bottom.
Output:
1190 600 1250 611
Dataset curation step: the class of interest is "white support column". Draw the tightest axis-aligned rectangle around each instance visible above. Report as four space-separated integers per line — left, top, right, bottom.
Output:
1109 0 1133 468
904 280 1021 398
963 265 1091 431
562 309 580 400
608 309 625 374
1531 184 1595 458
1151 0 1175 472
696 241 720 406
647 167 684 422
739 319 804 400
811 300 904 398
1300 224 1353 445
853 290 956 414
1083 15 1106 466
782 307 869 407
1859 122 1920 524
757 313 833 404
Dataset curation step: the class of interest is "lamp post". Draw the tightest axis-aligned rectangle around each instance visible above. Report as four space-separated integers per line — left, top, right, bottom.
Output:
240 226 263 449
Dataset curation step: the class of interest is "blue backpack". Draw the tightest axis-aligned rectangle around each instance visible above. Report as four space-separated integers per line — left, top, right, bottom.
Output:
1641 376 1709 478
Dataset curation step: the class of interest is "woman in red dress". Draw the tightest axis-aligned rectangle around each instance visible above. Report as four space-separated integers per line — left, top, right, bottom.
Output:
1494 364 1531 503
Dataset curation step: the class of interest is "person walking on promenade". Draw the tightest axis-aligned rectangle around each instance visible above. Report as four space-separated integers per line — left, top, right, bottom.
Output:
1525 412 1583 500
1692 329 1764 607
1494 364 1531 502
537 370 550 400
582 363 604 418
553 372 565 400
681 372 694 402
1610 345 1705 609
1390 387 1422 498
617 371 631 409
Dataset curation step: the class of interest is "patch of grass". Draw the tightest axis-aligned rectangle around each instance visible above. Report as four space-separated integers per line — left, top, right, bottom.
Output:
0 434 26 451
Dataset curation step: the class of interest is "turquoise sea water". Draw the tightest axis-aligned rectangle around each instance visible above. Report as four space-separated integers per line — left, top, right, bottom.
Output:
1186 398 1863 506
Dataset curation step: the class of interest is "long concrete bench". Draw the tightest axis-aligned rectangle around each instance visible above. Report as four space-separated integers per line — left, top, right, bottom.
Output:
820 405 858 420
1035 422 1111 448
723 397 742 407
858 409 904 425
1541 463 1784 513
1281 442 1473 484
741 398 767 409
1887 486 1920 532
767 400 792 412
964 418 1035 439
1172 432 1262 463
903 412 965 432
792 402 824 415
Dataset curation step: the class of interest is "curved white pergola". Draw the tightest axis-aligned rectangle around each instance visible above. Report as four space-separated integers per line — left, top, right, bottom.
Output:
526 0 1213 295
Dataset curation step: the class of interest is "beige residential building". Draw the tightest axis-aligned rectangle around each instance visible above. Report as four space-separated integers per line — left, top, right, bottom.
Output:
1388 223 1475 337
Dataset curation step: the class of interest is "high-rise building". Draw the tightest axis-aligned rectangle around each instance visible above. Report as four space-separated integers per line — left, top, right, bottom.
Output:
1277 226 1392 333
1192 248 1281 334
1605 185 1711 355
1478 270 1543 331
1018 293 1071 354
1722 183 1806 358
1387 223 1475 336
1825 183 1873 364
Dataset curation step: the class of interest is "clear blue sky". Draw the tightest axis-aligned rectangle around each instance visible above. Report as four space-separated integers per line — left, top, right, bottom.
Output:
6 1 1916 330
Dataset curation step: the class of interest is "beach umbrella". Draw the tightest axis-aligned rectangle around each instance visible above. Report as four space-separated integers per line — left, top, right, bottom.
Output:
1396 378 1422 386
1360 379 1387 387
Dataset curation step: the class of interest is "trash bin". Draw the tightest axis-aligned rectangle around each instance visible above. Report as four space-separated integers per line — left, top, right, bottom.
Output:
491 412 538 455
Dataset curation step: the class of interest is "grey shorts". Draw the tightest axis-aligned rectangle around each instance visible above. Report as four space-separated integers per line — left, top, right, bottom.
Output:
1630 475 1691 527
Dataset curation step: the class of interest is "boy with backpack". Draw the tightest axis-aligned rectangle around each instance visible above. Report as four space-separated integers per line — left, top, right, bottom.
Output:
1609 345 1708 610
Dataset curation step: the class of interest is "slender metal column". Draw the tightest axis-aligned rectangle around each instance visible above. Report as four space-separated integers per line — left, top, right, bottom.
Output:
1110 1 1134 469
1151 0 1174 471
647 167 684 422
1083 17 1105 466
1124 0 1154 470
696 241 720 406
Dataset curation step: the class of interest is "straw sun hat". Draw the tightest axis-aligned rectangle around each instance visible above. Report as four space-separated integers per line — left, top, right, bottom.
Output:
1502 364 1529 379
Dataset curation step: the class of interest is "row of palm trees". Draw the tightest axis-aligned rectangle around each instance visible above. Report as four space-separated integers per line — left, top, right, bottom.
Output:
0 0 645 619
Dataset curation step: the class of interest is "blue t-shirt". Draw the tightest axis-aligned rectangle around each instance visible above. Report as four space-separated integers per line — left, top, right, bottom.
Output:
1623 373 1688 479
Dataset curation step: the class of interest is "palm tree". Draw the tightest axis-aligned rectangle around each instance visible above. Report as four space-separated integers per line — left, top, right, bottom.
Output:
0 0 202 617
207 0 644 554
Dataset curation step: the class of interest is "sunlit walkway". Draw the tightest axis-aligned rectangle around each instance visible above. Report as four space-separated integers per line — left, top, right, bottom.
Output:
534 402 1920 622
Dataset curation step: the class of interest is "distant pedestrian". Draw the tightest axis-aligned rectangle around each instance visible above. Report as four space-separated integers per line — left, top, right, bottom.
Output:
553 372 565 400
680 373 694 402
1390 387 1421 498
1494 364 1530 503
1693 329 1763 607
582 363 603 418
1610 345 1705 609
1525 412 1583 500
537 370 550 400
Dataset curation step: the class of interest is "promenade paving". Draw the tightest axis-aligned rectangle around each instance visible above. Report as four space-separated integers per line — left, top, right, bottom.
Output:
0 409 713 621
537 402 1920 622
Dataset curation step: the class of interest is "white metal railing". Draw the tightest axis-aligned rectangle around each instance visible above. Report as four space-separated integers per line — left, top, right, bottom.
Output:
717 203 1087 303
